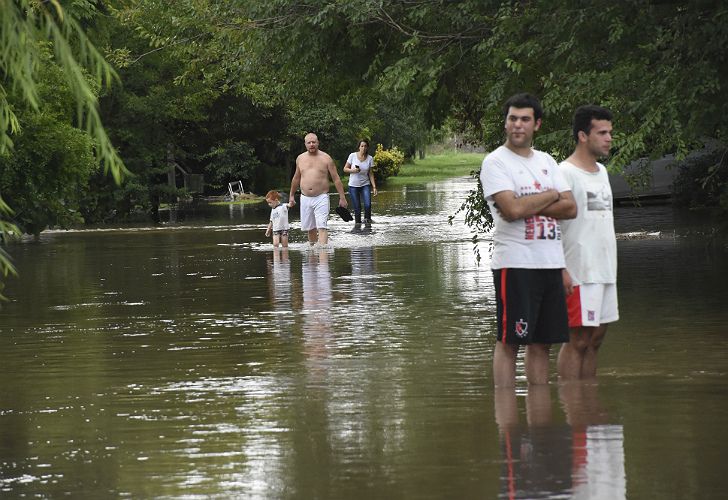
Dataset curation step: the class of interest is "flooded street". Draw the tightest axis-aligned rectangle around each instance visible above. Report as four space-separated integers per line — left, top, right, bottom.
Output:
1 177 727 498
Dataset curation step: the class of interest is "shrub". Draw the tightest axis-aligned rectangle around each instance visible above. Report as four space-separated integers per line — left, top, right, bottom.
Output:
373 144 405 183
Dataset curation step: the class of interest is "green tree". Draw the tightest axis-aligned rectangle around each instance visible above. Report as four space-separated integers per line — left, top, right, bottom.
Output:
111 0 436 171
358 0 728 216
0 0 125 177
0 43 98 236
81 2 302 221
292 0 728 223
0 0 127 294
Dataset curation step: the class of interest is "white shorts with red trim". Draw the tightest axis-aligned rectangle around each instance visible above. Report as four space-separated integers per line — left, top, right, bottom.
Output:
566 283 619 328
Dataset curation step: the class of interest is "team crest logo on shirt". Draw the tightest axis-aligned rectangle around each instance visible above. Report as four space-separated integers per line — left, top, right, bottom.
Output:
542 169 548 175
515 319 529 338
588 310 595 322
533 181 541 191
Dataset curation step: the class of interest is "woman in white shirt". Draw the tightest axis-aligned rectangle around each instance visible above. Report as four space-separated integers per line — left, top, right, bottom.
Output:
343 139 378 224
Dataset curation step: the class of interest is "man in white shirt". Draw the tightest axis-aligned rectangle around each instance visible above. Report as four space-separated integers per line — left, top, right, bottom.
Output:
480 93 577 387
557 105 618 380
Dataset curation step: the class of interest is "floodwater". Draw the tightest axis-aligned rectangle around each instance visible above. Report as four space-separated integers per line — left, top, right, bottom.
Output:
1 177 727 499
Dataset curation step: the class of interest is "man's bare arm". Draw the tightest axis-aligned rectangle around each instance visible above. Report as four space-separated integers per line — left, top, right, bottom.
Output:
289 162 301 206
539 191 577 220
492 189 559 222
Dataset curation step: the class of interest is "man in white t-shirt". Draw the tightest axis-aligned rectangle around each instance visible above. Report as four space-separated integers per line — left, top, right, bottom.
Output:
480 93 577 387
557 105 618 380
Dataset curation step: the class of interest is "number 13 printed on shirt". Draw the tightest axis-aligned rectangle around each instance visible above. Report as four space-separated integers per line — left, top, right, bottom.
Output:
525 216 560 240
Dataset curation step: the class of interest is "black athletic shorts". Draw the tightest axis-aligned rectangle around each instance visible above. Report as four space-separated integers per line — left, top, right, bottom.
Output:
492 268 569 345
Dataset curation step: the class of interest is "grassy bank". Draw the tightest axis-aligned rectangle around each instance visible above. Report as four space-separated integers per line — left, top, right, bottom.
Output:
382 151 482 187
208 194 264 206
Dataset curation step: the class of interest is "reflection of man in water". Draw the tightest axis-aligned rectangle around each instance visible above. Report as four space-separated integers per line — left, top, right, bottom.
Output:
495 385 573 499
302 248 333 367
557 106 619 380
298 247 334 493
559 382 626 499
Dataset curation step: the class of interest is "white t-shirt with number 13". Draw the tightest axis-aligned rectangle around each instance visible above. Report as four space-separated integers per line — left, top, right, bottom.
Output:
480 145 571 270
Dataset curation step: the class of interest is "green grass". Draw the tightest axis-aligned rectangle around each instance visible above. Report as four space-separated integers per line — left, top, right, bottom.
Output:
209 196 264 206
382 152 482 187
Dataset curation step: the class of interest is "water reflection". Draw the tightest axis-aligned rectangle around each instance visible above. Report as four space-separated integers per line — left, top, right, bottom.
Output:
495 386 572 499
228 202 245 219
302 248 333 374
494 384 626 499
267 247 293 334
296 247 335 498
349 244 376 312
1 181 727 498
559 382 626 500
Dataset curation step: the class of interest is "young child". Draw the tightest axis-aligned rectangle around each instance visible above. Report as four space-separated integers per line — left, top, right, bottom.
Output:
265 190 292 247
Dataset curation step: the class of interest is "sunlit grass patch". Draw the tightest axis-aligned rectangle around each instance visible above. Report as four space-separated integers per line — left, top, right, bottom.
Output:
383 152 482 186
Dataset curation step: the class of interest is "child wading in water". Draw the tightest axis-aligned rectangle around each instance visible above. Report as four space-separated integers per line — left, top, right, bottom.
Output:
265 190 293 247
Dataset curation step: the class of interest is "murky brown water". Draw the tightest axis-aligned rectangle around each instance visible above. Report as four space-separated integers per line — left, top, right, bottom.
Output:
1 178 727 498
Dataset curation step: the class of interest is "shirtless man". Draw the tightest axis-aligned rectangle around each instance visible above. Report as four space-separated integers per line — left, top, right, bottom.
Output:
289 133 348 245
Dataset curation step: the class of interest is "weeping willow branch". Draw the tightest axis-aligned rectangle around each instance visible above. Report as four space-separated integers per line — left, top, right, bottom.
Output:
0 0 128 295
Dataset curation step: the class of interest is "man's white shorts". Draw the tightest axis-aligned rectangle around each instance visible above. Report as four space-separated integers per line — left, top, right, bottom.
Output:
566 283 619 328
300 193 329 231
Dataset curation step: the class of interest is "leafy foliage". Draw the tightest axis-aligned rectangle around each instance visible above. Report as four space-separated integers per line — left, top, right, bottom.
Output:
0 195 18 298
131 0 727 220
0 1 126 291
0 0 125 180
112 0 438 167
203 141 262 191
0 111 97 235
373 144 404 183
335 0 728 225
673 147 728 211
448 169 493 263
0 43 98 236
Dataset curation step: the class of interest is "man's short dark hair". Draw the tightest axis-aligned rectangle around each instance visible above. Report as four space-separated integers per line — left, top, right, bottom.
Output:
572 105 613 142
503 93 543 122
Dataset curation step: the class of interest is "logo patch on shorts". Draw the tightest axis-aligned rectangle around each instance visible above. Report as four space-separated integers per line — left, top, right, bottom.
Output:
515 319 528 338
588 310 595 322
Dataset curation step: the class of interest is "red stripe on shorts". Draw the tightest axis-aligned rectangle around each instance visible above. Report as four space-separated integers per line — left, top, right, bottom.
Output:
566 285 583 328
501 269 508 342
